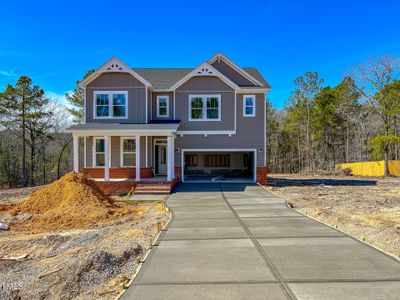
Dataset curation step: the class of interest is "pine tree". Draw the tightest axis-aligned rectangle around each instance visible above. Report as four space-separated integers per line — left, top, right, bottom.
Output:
65 70 94 124
0 76 50 186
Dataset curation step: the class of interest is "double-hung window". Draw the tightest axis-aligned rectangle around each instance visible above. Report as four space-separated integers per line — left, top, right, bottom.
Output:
94 91 128 119
121 138 136 167
243 95 256 117
189 95 221 121
94 138 105 167
157 96 169 117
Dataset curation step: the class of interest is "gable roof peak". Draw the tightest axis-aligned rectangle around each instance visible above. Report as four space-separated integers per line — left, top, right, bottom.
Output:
170 62 239 90
79 57 151 88
208 53 264 87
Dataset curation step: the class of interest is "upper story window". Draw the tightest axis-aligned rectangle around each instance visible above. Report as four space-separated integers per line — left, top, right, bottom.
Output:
94 91 128 119
189 95 221 121
243 95 256 117
157 96 169 117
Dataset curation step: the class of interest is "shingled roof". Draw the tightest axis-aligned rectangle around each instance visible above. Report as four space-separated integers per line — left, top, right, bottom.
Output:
134 68 192 90
134 67 270 90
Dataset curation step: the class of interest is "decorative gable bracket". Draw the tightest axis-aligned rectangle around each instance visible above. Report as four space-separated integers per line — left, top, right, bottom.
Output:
106 62 124 72
195 66 216 76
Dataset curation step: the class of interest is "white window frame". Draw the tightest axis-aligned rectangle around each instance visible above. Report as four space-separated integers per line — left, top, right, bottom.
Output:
243 95 256 117
120 137 136 167
188 95 221 121
93 91 128 119
156 95 169 118
93 137 105 167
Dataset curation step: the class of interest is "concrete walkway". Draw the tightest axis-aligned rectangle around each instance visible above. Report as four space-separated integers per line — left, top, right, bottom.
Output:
122 183 400 300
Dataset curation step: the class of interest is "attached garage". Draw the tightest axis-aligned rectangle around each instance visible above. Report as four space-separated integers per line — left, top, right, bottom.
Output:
181 149 256 182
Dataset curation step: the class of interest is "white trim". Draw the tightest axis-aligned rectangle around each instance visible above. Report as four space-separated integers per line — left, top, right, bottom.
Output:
104 135 110 181
79 57 152 88
135 135 141 182
109 138 111 168
153 138 167 175
156 95 169 118
167 136 175 181
181 148 257 183
66 129 177 136
73 135 79 172
145 87 148 123
188 95 221 122
83 137 87 168
120 137 137 167
173 90 176 119
145 136 148 168
264 92 267 166
208 53 263 87
93 91 128 120
93 137 105 168
170 62 239 91
176 130 235 135
243 95 256 117
237 88 270 93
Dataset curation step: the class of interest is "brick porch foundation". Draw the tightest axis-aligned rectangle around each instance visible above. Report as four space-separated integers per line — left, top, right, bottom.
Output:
84 167 153 179
256 166 268 185
94 181 136 196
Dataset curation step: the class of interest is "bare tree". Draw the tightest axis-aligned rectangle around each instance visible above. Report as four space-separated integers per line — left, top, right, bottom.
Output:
352 56 400 175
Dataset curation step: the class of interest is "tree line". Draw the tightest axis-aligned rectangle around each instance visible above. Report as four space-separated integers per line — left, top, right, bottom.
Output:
266 56 400 176
0 56 398 188
0 69 93 188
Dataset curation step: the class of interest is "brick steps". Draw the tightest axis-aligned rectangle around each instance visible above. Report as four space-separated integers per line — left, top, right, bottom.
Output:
92 179 176 196
134 183 171 195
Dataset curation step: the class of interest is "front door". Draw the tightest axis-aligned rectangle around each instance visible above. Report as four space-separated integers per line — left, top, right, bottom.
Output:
154 140 167 175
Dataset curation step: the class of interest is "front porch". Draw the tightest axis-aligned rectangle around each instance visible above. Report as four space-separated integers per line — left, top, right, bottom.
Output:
67 122 181 195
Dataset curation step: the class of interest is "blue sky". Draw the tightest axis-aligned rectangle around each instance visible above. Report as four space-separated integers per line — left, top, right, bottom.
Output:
1 0 399 108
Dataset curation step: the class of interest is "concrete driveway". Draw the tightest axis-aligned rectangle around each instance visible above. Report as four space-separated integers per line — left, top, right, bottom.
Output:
122 183 400 299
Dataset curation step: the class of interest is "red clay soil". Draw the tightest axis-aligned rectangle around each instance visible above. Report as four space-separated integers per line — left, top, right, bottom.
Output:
9 172 141 233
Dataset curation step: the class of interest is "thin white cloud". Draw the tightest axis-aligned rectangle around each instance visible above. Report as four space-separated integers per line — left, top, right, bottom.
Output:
0 70 18 77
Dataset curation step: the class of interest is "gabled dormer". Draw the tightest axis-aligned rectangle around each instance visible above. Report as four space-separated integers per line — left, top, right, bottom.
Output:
79 57 152 124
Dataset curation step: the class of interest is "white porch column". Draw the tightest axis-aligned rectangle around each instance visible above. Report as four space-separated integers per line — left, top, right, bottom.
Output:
145 136 148 168
167 135 175 181
73 134 79 172
136 136 141 182
104 135 110 181
83 137 87 168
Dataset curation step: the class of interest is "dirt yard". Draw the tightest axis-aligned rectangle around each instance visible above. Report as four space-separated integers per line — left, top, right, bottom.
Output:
0 174 170 300
268 174 400 258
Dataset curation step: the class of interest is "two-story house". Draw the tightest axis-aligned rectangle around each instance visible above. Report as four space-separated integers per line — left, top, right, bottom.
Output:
66 53 270 194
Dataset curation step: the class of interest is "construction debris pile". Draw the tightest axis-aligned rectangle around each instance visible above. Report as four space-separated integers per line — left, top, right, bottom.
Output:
8 172 137 232
0 172 170 299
